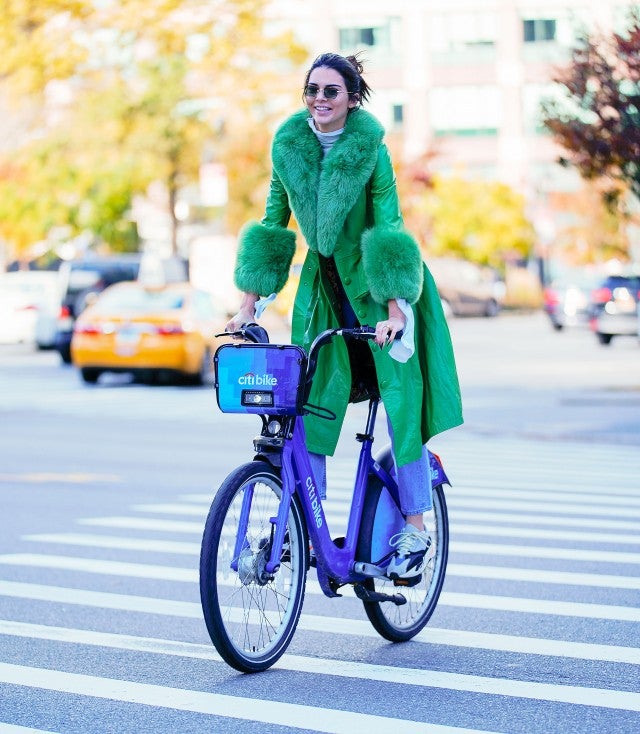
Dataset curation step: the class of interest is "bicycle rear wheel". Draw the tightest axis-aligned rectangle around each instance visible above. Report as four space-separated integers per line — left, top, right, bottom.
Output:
357 472 449 641
200 461 308 672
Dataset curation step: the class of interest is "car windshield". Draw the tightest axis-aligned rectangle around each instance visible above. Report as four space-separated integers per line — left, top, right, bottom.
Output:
66 261 140 296
93 288 185 314
68 269 102 295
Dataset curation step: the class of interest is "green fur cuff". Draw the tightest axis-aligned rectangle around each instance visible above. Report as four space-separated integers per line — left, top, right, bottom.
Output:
361 227 424 304
234 222 296 296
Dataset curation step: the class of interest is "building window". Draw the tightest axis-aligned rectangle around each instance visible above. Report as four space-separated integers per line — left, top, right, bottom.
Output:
392 104 404 126
430 85 501 136
338 18 401 55
430 12 497 54
523 18 556 43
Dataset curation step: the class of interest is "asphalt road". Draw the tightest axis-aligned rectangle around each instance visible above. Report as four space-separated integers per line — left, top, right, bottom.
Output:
0 311 639 733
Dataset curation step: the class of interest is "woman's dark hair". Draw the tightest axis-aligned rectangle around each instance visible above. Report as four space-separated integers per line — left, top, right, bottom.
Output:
302 52 372 109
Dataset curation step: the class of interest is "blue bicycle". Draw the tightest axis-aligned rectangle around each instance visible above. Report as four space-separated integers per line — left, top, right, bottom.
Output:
200 326 450 672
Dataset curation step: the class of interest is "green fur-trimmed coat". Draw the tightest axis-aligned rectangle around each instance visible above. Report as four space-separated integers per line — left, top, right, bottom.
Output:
234 108 463 466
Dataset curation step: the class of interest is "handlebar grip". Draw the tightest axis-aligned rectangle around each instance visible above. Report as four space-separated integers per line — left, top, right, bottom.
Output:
347 326 404 341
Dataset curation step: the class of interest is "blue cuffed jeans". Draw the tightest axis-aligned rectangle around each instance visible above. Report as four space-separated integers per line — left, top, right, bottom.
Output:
308 414 432 516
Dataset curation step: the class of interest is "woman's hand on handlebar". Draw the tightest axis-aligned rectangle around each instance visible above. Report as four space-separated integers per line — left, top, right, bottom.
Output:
374 315 405 346
225 293 259 333
375 299 407 347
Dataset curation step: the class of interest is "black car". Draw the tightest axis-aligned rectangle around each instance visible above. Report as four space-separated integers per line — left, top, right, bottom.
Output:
589 274 640 345
55 255 141 363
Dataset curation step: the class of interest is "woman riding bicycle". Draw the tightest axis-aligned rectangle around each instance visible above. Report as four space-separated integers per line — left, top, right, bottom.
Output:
226 52 463 580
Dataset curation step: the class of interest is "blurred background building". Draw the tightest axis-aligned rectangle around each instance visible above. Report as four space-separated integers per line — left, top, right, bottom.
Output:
268 0 639 257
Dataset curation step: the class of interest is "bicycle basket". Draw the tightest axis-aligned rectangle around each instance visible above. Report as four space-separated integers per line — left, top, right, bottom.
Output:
214 342 307 415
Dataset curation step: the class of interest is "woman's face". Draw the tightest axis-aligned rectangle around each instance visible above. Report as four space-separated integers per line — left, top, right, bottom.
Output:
305 66 357 133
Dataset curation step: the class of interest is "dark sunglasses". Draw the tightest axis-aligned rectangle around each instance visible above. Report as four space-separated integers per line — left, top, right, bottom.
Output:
304 84 350 100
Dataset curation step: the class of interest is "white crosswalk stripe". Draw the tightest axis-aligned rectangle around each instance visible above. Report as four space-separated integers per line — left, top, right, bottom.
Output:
1 432 639 732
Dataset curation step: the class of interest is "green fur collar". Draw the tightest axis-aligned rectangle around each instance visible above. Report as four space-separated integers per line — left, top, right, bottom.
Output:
271 108 384 256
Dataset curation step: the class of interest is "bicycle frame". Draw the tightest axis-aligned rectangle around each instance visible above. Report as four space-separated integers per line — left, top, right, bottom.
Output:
230 396 397 598
204 326 453 672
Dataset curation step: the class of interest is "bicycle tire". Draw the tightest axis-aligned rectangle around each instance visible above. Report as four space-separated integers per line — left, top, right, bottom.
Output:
199 461 308 672
357 470 449 641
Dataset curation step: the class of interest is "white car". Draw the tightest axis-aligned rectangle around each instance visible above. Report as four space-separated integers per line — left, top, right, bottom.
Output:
0 271 60 346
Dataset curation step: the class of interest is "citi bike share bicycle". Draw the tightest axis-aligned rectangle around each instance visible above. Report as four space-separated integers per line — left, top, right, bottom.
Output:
199 325 450 673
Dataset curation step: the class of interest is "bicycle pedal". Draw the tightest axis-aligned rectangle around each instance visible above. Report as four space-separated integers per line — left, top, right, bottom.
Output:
393 574 422 588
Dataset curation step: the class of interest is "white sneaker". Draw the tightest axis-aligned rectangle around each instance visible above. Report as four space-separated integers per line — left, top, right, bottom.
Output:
386 523 434 580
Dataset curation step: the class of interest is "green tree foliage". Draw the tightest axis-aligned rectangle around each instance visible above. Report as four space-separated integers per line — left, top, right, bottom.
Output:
541 15 640 206
0 0 306 260
400 171 534 271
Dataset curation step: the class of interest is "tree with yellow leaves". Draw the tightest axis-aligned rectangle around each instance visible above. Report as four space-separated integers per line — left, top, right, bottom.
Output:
0 0 306 262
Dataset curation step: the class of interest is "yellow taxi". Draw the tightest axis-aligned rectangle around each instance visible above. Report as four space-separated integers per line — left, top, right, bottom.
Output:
71 281 227 384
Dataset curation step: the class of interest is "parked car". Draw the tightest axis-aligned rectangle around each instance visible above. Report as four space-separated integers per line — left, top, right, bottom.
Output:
542 269 602 331
34 272 64 349
427 257 505 317
589 274 640 345
71 281 226 384
0 271 60 345
55 255 141 363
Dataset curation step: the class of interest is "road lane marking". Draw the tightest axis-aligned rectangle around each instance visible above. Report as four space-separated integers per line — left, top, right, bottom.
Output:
0 578 639 625
20 533 640 591
451 542 640 565
24 534 201 555
0 473 121 484
449 488 640 507
130 503 209 516
2 616 637 666
448 511 640 532
78 516 204 533
450 564 640 589
76 515 640 546
452 524 640 546
447 497 640 518
0 663 492 734
134 497 640 520
1 622 639 711
6 553 640 622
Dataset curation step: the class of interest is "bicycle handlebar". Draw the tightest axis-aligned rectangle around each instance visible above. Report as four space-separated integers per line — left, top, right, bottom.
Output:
304 326 403 404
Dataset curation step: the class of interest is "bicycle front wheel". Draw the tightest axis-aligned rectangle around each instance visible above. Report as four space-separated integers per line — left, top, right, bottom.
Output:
357 474 449 641
199 461 308 672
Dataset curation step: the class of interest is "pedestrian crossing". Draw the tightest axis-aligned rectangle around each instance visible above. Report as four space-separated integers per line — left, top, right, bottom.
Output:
0 369 226 425
1 435 639 733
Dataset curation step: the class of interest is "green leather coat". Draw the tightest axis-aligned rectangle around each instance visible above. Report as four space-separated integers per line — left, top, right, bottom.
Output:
234 108 463 465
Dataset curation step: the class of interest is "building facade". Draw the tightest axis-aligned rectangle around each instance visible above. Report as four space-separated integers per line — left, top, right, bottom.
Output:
270 0 638 247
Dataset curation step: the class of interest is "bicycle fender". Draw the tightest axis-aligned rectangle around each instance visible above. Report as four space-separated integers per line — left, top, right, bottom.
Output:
375 444 450 488
429 451 451 487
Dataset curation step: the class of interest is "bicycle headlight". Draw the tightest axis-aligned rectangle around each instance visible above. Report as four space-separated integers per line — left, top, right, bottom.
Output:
241 390 274 408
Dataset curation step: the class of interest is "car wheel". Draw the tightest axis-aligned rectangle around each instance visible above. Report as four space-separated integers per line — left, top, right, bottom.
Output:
187 349 212 386
484 299 500 318
200 348 213 384
80 367 101 384
59 345 72 364
596 332 613 345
